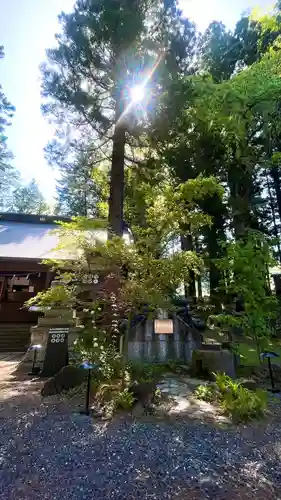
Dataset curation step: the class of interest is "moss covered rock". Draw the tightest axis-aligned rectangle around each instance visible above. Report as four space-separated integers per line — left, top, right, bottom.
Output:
41 364 86 397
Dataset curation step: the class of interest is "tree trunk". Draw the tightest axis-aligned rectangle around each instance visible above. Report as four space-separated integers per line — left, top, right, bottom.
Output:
266 170 281 261
227 159 253 239
270 166 281 225
206 217 225 311
195 237 203 298
197 276 203 298
108 123 126 237
180 233 196 302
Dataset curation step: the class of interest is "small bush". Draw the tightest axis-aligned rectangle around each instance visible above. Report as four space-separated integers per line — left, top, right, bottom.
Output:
194 372 267 423
215 373 240 397
194 384 215 402
222 387 267 423
115 389 135 410
129 362 167 383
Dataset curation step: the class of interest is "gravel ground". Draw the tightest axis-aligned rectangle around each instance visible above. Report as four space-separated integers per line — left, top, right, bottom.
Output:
1 358 281 500
1 402 281 500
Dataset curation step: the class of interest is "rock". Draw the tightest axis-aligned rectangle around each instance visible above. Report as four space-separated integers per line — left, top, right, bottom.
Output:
41 364 86 397
130 381 156 405
201 343 222 351
253 364 281 384
131 401 146 417
179 365 191 374
238 378 258 391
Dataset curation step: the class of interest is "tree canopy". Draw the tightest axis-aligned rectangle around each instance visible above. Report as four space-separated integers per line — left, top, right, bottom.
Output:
11 179 49 215
30 0 281 324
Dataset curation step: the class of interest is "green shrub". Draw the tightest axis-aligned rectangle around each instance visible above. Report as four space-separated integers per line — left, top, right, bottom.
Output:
129 362 167 383
214 373 240 397
222 387 267 423
115 389 135 410
194 372 267 423
194 384 215 402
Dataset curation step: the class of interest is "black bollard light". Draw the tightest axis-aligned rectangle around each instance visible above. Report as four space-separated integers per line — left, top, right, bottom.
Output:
260 351 280 393
79 361 98 416
28 344 42 376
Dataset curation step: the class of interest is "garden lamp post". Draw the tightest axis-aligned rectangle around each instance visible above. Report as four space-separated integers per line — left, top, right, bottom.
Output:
79 361 98 415
28 344 42 376
260 351 280 393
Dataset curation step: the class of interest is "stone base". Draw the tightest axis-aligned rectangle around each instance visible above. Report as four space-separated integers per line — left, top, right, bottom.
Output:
20 325 79 366
192 349 236 379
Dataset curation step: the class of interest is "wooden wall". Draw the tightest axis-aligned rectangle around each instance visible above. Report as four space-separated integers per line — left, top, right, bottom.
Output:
0 258 49 323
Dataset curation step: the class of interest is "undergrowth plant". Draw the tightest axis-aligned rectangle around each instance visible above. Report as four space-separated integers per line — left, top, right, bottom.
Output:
194 372 268 423
210 231 277 361
115 389 135 410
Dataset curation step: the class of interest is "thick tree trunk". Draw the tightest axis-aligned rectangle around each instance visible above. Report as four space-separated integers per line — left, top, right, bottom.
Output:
200 193 226 309
266 170 281 261
206 216 225 311
197 276 203 298
180 233 196 302
194 237 203 298
108 123 126 237
228 164 252 239
207 224 222 296
270 166 281 225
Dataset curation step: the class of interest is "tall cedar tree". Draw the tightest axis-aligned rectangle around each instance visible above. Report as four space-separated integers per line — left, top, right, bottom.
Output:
42 0 168 235
0 46 19 210
42 0 198 234
12 179 49 215
56 152 101 217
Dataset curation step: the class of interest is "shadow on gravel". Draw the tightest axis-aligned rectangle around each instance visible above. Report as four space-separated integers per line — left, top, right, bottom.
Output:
0 362 281 499
0 410 281 500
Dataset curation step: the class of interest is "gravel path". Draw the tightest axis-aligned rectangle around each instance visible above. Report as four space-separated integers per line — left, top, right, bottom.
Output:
1 402 281 500
1 358 281 500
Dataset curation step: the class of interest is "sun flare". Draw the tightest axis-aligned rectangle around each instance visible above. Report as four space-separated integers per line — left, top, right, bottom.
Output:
130 84 145 103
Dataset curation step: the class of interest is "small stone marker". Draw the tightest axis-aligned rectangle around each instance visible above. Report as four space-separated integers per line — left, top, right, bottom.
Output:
41 327 69 377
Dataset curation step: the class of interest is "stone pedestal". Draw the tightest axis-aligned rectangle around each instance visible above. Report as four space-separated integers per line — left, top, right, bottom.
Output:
21 308 78 366
192 348 236 379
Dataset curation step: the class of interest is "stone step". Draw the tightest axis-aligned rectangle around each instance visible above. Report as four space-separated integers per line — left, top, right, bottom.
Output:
0 323 33 352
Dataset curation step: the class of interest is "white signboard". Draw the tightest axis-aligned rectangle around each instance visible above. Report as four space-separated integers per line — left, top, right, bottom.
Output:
154 319 174 334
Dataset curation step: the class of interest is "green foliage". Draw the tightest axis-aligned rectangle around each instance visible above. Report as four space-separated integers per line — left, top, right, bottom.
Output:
199 21 238 82
70 301 124 382
11 178 49 215
222 386 267 423
194 384 215 402
42 0 196 235
56 153 104 217
115 389 135 410
214 372 240 395
210 231 277 355
125 174 223 259
129 362 167 382
195 373 267 423
27 212 205 384
55 217 203 311
214 373 267 422
0 46 21 210
25 285 73 310
32 5 281 384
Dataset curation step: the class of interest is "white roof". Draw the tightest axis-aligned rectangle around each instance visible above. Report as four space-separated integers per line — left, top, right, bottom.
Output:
0 221 130 260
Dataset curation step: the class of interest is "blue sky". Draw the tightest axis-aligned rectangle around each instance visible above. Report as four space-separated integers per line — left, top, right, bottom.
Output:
0 0 271 201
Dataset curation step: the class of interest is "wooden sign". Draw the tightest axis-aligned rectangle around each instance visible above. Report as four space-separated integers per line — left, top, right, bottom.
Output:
154 319 174 334
41 327 69 377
